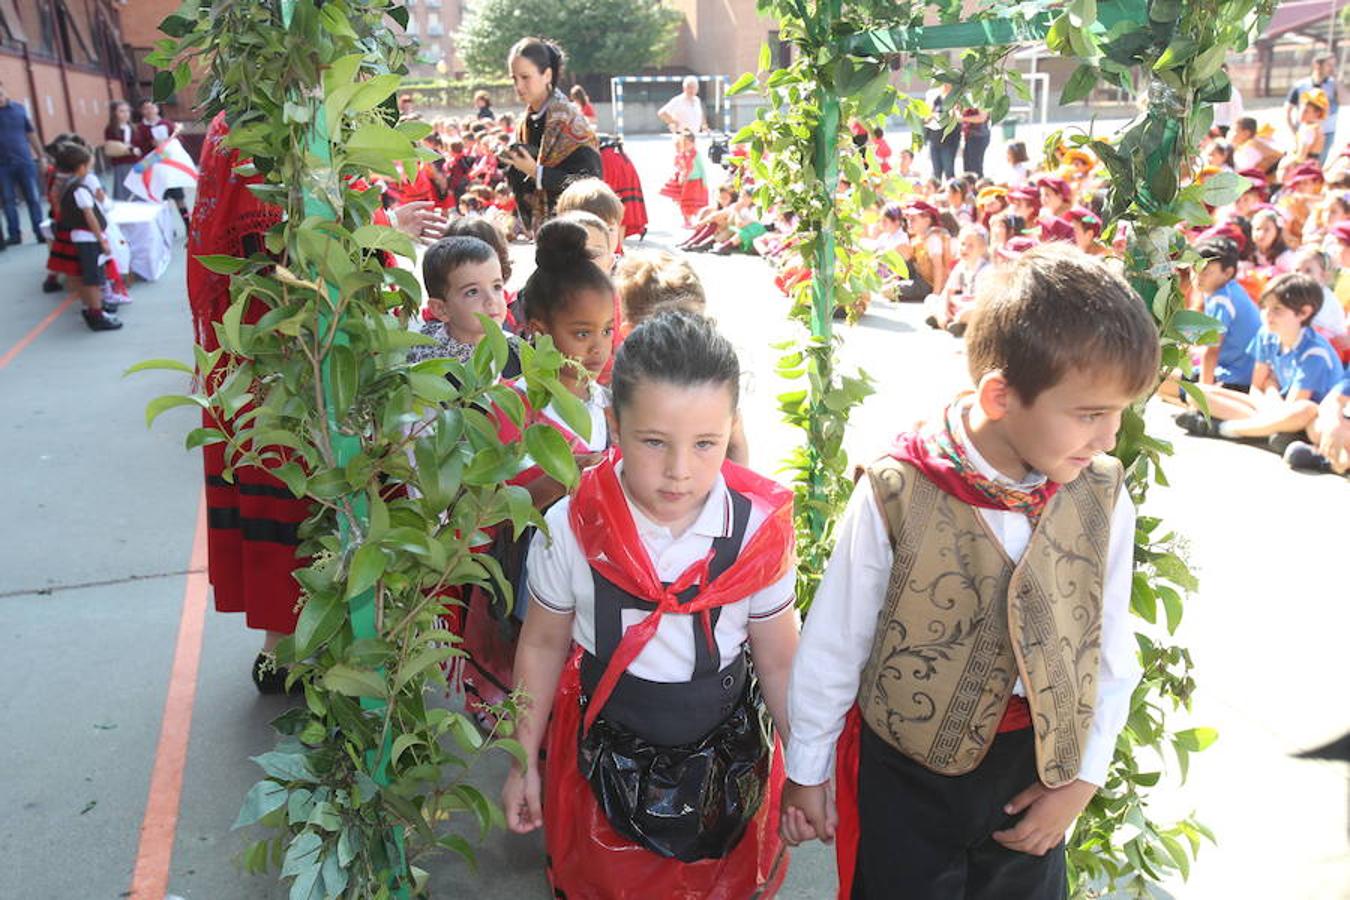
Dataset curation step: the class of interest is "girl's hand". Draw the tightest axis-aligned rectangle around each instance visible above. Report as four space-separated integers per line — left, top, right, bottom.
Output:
502 761 544 833
991 779 1095 857
779 779 837 845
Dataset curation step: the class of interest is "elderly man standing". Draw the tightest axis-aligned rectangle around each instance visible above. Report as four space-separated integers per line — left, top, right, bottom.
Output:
658 75 708 133
0 82 47 248
1286 53 1339 164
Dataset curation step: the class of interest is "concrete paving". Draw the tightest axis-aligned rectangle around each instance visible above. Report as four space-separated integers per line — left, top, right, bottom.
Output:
0 134 1346 900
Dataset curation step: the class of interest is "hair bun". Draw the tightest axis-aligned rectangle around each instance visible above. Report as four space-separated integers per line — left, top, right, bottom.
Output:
534 218 591 272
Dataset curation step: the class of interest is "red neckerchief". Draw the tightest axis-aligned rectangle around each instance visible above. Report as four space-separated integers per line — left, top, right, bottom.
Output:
493 380 592 487
568 450 795 732
888 402 1060 526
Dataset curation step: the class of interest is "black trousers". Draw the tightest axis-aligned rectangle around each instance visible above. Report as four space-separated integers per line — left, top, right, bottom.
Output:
852 723 1067 900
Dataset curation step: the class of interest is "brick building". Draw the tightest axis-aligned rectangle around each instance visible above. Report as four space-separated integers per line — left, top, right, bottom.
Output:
403 0 465 78
0 0 135 145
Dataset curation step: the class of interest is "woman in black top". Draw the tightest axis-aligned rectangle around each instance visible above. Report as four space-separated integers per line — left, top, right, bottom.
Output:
500 37 602 232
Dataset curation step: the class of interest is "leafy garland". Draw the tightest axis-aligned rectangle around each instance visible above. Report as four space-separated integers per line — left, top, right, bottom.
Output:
734 0 1272 893
139 0 587 895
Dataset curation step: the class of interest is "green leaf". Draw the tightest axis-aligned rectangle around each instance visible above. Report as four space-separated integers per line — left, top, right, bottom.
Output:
348 74 404 114
524 424 579 488
234 780 288 829
1198 171 1251 207
1060 64 1098 105
152 70 175 103
395 645 461 691
280 831 322 879
391 733 425 765
251 750 315 782
351 224 415 260
193 253 248 275
728 71 757 96
293 590 345 658
222 297 245 351
1154 38 1198 71
145 393 206 427
345 543 386 600
158 13 194 37
1175 727 1219 752
125 357 195 377
322 664 388 699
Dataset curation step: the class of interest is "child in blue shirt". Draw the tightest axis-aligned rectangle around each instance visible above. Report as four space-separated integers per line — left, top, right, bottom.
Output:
1177 273 1343 444
1194 238 1260 390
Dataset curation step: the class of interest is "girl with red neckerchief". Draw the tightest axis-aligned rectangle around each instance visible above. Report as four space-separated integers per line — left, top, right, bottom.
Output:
502 311 797 899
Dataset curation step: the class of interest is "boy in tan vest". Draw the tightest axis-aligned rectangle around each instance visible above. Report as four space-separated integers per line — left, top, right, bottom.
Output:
780 243 1161 898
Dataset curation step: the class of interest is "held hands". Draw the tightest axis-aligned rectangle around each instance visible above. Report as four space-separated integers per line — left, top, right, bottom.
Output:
502 758 544 833
991 778 1096 857
779 779 838 846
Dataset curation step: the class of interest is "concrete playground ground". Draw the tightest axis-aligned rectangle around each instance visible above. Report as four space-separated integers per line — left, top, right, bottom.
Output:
0 132 1346 900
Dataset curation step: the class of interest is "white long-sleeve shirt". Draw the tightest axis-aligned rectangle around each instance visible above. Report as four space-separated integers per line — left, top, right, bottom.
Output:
786 415 1142 789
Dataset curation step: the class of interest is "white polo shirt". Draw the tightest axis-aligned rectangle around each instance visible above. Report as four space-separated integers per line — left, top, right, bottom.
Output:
658 93 706 132
527 465 795 682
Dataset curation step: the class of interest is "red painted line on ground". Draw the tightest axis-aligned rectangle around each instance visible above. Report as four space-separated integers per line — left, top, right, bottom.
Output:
0 295 77 372
128 494 210 900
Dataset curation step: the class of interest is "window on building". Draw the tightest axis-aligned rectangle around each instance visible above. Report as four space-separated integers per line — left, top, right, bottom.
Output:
405 17 418 36
54 0 99 66
0 0 29 51
768 30 791 68
428 19 443 36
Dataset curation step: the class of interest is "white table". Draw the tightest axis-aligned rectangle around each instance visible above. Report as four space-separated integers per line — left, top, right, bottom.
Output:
107 201 179 282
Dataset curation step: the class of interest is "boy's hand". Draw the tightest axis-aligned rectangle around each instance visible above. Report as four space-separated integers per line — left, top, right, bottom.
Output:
502 760 543 834
992 778 1096 857
779 779 837 846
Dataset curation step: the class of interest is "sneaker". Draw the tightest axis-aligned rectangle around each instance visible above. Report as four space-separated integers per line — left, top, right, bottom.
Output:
82 309 123 331
1175 410 1220 437
252 653 298 695
41 277 61 294
1283 441 1332 473
1266 432 1299 456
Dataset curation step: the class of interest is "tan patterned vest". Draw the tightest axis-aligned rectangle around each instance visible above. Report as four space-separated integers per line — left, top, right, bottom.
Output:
857 455 1124 787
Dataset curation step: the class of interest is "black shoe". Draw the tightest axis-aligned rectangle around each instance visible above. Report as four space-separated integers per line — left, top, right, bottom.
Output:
1283 441 1332 473
41 277 61 293
252 653 296 695
1175 410 1220 437
36 234 46 244
6 235 19 246
924 314 940 329
1266 432 1299 456
946 322 967 338
82 308 122 331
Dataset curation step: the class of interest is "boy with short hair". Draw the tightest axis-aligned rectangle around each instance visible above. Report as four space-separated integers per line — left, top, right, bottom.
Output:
1194 237 1261 391
781 242 1157 898
54 143 121 332
1177 272 1343 442
556 176 626 249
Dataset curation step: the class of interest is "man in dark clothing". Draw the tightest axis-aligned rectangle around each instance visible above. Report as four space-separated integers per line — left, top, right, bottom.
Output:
0 82 47 247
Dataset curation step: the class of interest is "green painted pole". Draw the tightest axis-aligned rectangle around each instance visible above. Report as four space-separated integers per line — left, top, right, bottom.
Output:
278 0 407 893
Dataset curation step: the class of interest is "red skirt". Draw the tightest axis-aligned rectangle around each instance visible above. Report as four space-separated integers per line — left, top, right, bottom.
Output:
661 176 708 219
47 230 80 277
601 146 648 237
545 650 790 900
203 414 309 634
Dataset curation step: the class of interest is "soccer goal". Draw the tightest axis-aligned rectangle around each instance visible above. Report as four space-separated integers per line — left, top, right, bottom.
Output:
609 74 734 137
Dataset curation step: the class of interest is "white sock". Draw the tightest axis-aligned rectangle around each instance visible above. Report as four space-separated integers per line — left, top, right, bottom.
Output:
1217 421 1241 438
